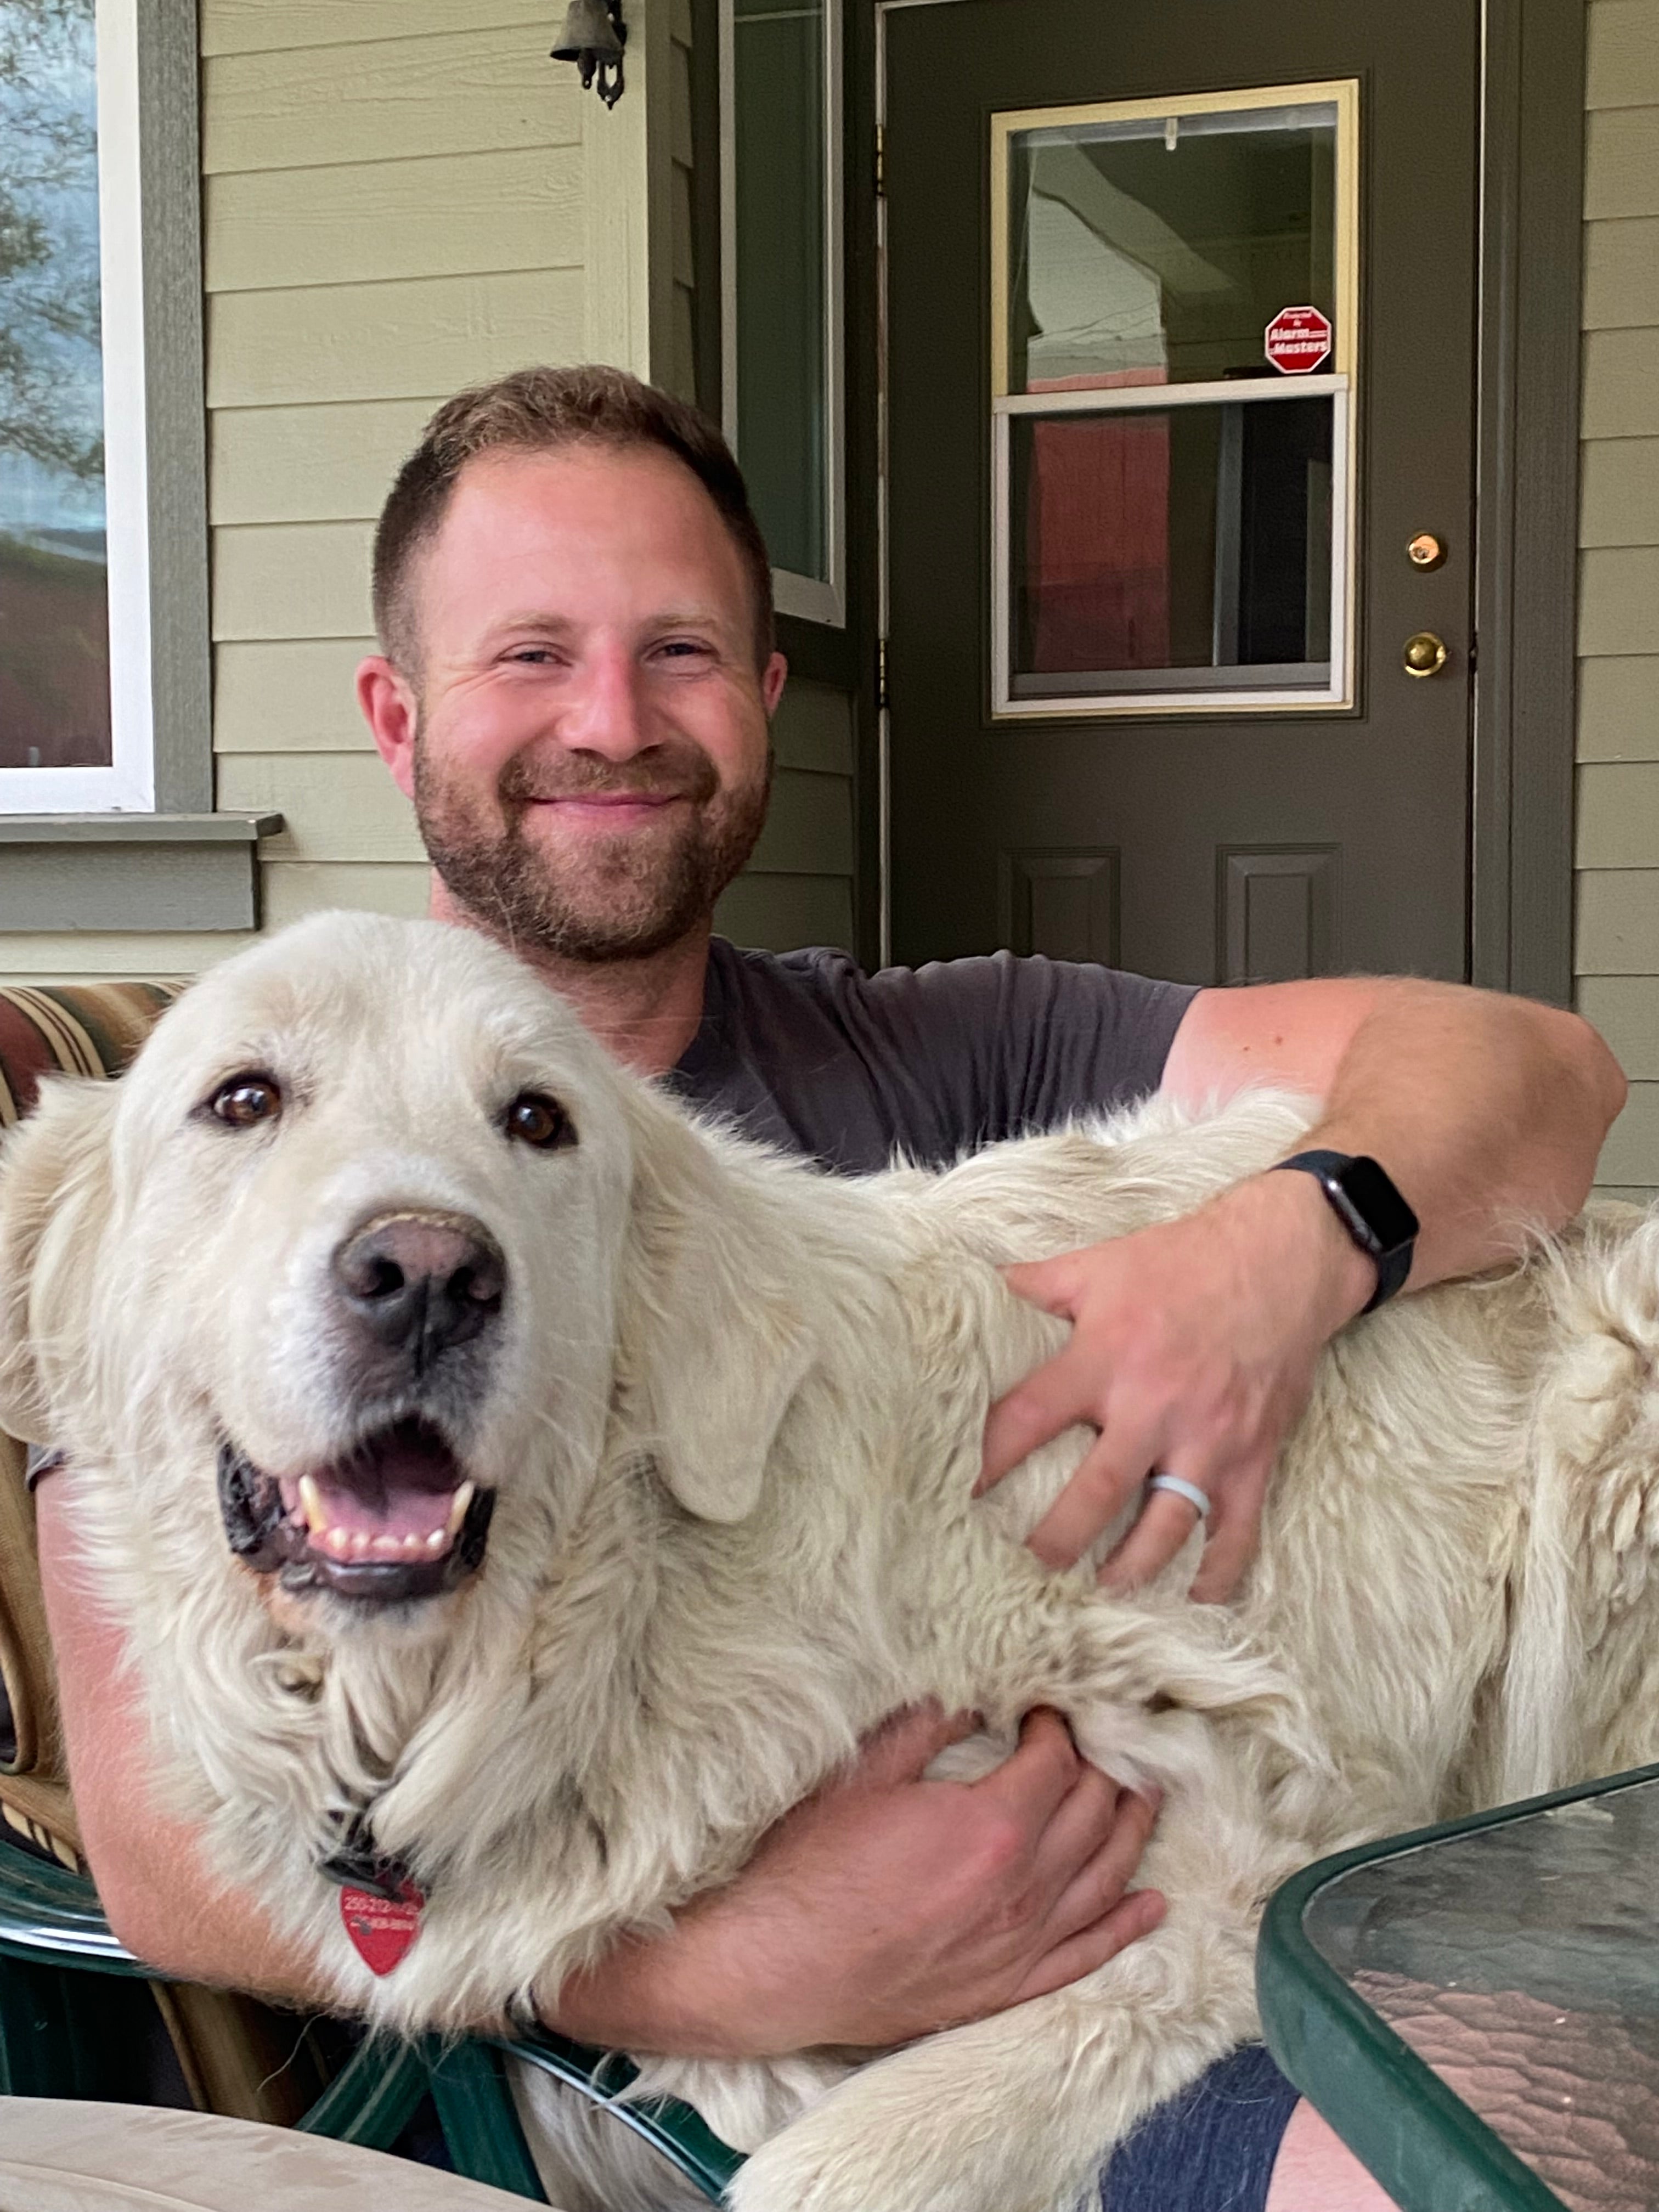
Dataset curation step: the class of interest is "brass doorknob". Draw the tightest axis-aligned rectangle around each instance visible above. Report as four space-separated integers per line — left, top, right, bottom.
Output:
1403 631 1449 678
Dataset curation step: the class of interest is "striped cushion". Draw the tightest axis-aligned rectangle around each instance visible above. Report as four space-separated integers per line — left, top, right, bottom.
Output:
0 979 183 1867
0 979 184 1122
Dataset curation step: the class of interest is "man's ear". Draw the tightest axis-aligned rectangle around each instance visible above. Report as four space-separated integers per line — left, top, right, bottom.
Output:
617 1092 816 1524
0 1078 120 1443
357 653 420 799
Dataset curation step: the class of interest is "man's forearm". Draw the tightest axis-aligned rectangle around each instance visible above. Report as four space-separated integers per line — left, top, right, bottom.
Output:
1166 977 1625 1296
1299 982 1623 1290
38 1480 329 2010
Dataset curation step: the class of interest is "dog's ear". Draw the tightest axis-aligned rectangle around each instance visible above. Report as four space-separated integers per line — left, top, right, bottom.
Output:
0 1078 120 1443
618 1093 817 1524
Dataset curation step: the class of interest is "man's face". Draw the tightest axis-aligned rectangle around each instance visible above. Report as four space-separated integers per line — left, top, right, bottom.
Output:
384 445 784 963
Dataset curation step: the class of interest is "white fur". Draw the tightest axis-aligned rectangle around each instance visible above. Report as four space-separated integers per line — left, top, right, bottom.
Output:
3 910 1654 2212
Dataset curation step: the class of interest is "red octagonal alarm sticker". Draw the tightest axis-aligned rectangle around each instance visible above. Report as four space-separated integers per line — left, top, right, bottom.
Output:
1264 305 1333 375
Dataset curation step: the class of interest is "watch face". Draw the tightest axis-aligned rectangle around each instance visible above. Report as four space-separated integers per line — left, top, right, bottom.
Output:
1342 1156 1419 1255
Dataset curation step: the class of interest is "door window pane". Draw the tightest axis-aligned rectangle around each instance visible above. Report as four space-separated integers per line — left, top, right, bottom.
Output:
1008 395 1335 696
0 0 109 769
1006 100 1339 394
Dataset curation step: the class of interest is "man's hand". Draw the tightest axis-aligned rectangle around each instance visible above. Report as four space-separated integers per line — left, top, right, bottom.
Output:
980 1171 1374 1601
546 1705 1164 2058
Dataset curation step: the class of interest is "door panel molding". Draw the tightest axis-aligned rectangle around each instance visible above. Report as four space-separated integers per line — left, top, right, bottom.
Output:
1218 846 1340 984
999 847 1122 965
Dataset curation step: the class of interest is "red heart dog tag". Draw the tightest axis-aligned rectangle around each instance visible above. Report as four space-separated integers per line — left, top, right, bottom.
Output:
340 1880 425 1976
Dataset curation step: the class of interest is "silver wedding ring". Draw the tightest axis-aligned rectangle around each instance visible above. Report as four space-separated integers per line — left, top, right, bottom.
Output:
1146 1472 1211 1522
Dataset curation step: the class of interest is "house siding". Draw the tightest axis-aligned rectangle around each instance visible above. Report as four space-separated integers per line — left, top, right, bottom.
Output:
1578 0 1659 1196
205 1 586 956
0 0 853 982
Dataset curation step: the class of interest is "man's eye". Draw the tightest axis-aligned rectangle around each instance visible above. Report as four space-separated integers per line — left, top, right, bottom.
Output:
503 1092 577 1150
206 1075 282 1129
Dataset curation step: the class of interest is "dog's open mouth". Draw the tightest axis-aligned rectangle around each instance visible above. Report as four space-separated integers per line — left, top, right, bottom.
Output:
218 1417 495 1603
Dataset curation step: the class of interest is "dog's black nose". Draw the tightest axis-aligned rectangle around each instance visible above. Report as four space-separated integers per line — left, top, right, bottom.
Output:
332 1211 505 1364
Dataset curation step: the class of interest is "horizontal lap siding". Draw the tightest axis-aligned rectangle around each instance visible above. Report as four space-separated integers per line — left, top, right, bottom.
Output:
1579 0 1659 1199
201 4 601 959
0 0 855 977
715 681 859 953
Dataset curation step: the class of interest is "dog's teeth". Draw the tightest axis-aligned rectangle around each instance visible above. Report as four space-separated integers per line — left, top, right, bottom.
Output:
370 1533 402 1558
424 1527 449 1555
324 1526 353 1559
298 1474 328 1533
445 1481 476 1538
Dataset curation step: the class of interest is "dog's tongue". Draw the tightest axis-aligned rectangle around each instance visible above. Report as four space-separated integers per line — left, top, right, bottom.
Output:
280 1422 473 1559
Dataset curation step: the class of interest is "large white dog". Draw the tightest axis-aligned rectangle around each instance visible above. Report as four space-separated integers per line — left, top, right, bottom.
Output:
3 912 1654 2212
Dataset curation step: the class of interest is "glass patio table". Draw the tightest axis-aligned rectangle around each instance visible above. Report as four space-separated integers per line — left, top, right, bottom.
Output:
1257 1763 1659 2212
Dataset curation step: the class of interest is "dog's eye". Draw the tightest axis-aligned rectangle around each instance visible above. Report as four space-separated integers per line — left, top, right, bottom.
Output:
207 1075 283 1129
503 1091 575 1150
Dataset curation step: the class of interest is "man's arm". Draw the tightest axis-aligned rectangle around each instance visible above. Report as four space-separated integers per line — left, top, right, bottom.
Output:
38 1481 1163 2051
981 977 1626 1598
38 1479 325 2006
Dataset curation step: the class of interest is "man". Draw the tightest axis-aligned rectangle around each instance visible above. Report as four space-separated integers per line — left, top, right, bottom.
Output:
38 366 1623 2210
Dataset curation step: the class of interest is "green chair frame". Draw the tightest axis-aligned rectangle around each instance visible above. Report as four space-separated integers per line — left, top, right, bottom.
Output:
0 1848 744 2205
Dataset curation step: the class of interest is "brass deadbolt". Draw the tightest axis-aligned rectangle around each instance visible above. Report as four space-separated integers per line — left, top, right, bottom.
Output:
1403 631 1449 679
1407 532 1447 571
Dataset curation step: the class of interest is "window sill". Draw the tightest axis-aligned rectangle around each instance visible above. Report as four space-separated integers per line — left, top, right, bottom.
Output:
0 812 283 933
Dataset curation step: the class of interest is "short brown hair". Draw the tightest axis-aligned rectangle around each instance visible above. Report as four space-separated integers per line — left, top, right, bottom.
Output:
371 365 776 673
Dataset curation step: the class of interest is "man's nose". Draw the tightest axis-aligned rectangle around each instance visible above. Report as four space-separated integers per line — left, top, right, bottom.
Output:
558 642 654 762
331 1210 505 1369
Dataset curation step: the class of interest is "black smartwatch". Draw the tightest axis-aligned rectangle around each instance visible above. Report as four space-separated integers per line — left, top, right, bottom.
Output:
1270 1150 1419 1313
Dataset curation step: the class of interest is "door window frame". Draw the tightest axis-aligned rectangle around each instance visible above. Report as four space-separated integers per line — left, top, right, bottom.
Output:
987 80 1360 719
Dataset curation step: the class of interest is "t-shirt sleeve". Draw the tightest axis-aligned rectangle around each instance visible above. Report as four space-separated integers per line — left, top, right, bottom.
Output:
839 951 1200 1151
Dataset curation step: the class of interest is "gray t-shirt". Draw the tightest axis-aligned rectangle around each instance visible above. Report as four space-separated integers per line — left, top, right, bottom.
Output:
665 940 1199 1175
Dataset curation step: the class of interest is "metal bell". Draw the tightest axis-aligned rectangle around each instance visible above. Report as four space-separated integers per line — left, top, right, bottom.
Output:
551 0 627 105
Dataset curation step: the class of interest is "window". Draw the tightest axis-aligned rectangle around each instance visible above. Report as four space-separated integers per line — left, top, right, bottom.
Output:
0 0 156 810
990 83 1358 716
720 0 844 627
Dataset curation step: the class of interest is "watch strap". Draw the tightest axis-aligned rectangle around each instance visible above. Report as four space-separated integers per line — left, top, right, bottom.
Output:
1271 1149 1419 1313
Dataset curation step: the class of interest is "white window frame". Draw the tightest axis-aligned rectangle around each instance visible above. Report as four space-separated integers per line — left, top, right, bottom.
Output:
2 0 154 812
991 376 1352 716
719 0 847 629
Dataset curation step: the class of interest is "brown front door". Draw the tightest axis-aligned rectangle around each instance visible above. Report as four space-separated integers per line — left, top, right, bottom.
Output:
882 0 1479 984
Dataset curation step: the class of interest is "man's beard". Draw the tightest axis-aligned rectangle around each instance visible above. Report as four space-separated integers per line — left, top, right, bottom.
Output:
414 730 771 964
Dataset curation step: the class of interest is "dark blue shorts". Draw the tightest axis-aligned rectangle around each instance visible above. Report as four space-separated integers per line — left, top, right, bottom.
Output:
1100 2044 1301 2211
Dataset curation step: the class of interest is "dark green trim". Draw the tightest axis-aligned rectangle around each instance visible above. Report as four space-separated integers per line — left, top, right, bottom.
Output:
842 0 882 967
690 0 724 425
430 2040 552 2200
1257 1762 1659 2212
0 1848 149 1978
0 812 281 933
1470 0 1585 1005
137 0 213 814
294 2036 429 2150
495 2025 743 2203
